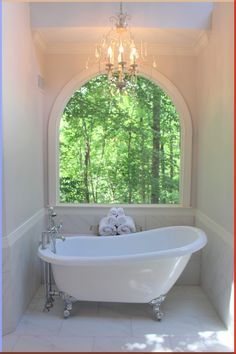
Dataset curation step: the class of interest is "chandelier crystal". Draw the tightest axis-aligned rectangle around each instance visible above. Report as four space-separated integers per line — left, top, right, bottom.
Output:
86 2 157 93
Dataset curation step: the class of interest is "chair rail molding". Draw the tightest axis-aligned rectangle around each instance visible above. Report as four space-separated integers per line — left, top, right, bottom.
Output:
195 209 233 247
2 208 45 249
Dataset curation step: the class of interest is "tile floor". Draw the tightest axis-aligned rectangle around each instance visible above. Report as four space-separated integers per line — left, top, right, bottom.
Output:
3 285 234 352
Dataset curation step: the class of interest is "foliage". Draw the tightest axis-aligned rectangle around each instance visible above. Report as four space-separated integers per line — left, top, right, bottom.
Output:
59 75 180 204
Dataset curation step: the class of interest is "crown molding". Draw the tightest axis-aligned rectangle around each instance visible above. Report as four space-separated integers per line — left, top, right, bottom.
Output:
32 30 48 53
32 29 209 56
192 30 209 55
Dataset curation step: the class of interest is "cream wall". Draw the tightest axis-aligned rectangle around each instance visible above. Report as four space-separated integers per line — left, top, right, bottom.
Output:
2 2 45 334
196 3 234 235
3 2 44 234
195 3 234 332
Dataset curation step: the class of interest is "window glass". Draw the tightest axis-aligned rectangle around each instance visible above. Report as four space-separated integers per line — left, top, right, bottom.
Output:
59 75 180 204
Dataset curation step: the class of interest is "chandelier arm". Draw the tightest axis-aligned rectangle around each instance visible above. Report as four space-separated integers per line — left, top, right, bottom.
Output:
120 1 123 15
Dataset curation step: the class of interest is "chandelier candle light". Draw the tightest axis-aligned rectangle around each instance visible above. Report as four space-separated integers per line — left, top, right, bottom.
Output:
86 2 157 92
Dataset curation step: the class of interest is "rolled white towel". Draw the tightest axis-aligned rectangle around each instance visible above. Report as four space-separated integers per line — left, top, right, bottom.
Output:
99 217 117 236
116 215 127 227
107 215 117 226
117 216 136 235
107 207 118 217
117 207 125 217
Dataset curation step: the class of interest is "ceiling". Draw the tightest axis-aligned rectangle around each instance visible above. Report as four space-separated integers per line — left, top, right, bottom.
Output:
30 2 213 56
30 3 213 29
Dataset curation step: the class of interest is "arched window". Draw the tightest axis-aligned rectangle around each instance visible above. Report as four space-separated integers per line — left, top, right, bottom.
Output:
48 66 192 207
59 75 180 204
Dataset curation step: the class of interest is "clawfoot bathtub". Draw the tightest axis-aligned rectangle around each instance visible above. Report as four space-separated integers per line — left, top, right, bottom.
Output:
38 226 207 319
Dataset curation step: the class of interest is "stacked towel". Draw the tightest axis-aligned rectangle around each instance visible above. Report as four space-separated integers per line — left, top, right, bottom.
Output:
98 208 136 236
107 215 117 227
98 217 117 236
107 207 125 218
117 216 136 235
108 207 119 217
116 215 127 227
117 207 125 217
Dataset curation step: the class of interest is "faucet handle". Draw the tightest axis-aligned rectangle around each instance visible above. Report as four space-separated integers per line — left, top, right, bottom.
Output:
48 206 57 217
54 222 63 233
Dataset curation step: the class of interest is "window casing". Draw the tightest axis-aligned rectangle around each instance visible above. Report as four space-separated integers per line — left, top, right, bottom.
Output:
48 65 192 207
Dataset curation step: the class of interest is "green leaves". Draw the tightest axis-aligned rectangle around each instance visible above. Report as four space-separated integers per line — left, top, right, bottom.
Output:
59 75 180 204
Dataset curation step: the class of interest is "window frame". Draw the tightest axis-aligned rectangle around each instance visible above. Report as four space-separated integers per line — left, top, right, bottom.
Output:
48 65 192 207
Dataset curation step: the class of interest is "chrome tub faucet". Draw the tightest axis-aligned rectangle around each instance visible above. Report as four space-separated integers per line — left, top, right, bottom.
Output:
41 206 65 253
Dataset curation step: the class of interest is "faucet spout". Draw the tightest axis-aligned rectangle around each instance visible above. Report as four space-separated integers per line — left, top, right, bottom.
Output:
57 234 66 242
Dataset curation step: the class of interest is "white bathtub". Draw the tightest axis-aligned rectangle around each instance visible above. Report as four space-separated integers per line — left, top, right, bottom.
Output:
38 226 207 305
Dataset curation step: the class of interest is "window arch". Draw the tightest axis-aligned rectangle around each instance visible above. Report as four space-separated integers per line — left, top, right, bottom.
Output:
48 65 192 207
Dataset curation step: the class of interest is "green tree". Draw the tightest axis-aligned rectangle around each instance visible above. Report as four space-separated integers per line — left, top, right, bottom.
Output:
59 75 180 204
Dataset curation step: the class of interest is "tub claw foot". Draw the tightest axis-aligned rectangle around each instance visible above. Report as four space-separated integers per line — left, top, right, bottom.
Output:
149 295 166 321
61 293 74 319
63 308 71 319
63 301 72 319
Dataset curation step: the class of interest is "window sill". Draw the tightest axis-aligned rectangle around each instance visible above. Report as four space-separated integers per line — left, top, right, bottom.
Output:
52 204 195 216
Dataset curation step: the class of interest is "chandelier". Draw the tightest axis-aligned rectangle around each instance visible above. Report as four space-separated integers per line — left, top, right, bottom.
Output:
86 2 157 92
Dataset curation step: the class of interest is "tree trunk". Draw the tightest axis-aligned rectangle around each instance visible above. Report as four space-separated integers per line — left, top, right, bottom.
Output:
82 119 91 203
127 128 132 203
151 92 161 203
94 136 106 203
169 136 174 180
140 115 146 203
84 139 90 203
160 142 166 203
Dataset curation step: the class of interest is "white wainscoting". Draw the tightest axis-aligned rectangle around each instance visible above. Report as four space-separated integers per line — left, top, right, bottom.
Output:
195 210 234 333
2 209 45 335
53 205 195 235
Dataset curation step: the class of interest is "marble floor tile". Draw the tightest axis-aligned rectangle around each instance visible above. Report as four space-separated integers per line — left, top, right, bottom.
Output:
33 286 45 298
198 330 234 352
30 296 64 317
2 333 19 352
59 315 132 337
131 314 202 336
169 334 207 352
3 285 233 352
163 286 218 319
169 332 234 352
98 302 150 318
12 335 94 352
49 336 94 352
197 315 229 332
15 311 63 336
27 296 45 312
12 335 55 352
93 335 172 352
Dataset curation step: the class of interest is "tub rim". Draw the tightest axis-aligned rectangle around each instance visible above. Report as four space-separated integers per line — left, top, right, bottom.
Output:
38 226 207 266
